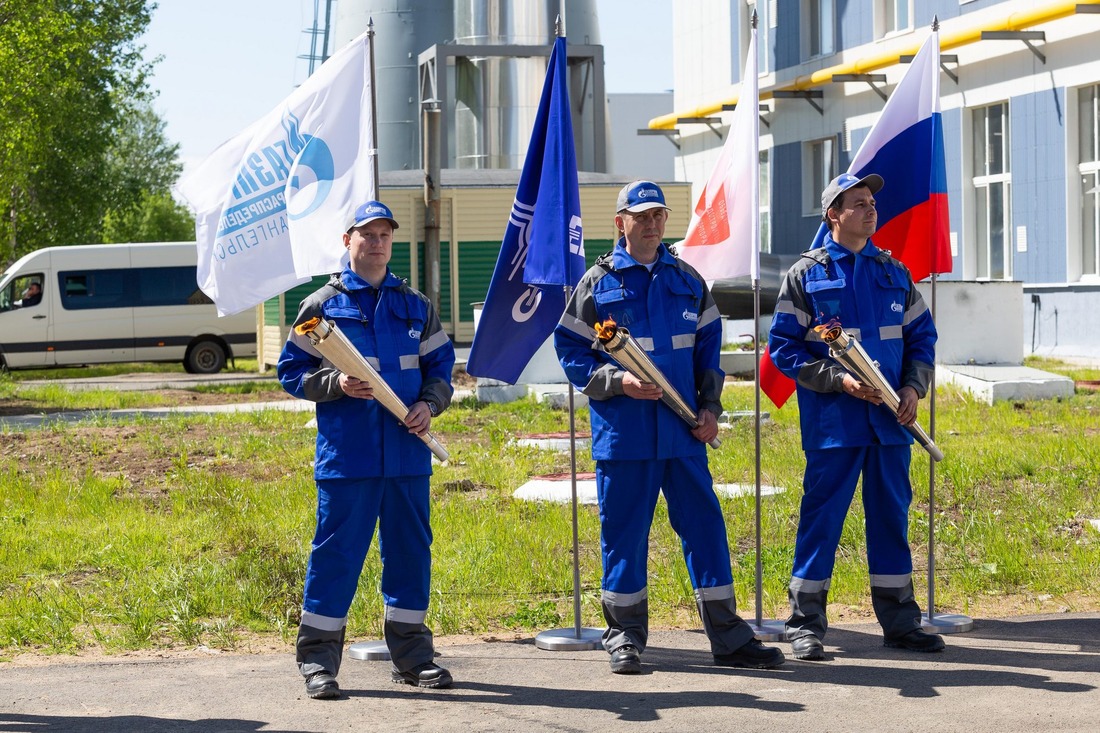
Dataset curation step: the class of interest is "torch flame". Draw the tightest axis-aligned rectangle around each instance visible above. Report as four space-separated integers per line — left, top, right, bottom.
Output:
814 318 843 343
294 317 321 336
594 316 619 343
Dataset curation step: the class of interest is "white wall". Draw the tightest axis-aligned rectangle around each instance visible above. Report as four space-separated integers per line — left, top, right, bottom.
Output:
915 280 1023 365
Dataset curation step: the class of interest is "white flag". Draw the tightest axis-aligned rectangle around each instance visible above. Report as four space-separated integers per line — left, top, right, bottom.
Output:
177 32 376 316
677 28 760 282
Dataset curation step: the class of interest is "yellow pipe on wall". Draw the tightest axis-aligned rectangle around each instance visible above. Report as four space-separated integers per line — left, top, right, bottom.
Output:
648 0 1099 130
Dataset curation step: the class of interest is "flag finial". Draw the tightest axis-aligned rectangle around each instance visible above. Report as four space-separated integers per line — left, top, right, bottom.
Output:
555 14 564 37
932 15 939 32
751 9 758 29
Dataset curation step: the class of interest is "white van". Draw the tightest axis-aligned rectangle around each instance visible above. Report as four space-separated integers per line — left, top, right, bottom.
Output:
0 242 256 373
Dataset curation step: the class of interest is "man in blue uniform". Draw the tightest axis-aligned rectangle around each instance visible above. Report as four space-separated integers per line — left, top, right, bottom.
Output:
768 173 944 660
279 200 456 698
555 181 784 674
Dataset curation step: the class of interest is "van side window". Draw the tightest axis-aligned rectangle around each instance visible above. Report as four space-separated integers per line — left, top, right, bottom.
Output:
58 266 209 310
60 270 128 310
135 267 213 306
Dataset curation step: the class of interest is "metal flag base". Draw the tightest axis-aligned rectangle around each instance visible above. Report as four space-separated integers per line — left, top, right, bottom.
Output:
922 612 974 634
748 619 787 642
347 639 390 661
535 627 604 651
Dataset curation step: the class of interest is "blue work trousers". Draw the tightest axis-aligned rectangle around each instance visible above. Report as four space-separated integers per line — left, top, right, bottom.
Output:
791 445 914 582
597 455 733 594
304 476 432 620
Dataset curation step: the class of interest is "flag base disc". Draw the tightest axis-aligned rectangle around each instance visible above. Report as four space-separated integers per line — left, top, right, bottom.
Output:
922 612 974 634
535 627 604 651
348 639 390 661
749 619 787 642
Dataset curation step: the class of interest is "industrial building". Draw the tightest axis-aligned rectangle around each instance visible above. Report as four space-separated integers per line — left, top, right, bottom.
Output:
651 0 1100 360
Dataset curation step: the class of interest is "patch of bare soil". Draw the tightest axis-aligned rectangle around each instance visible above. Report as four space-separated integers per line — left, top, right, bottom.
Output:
0 387 294 418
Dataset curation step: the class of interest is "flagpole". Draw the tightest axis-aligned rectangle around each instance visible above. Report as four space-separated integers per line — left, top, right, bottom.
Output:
534 16 602 653
367 17 380 199
746 9 783 642
347 16 396 663
922 274 971 635
533 284 602 651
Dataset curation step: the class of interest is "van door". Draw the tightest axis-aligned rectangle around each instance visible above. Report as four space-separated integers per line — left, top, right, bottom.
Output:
0 272 51 368
52 269 136 365
132 265 210 363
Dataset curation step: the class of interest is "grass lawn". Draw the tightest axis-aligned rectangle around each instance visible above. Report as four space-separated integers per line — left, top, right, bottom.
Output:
1 359 1098 657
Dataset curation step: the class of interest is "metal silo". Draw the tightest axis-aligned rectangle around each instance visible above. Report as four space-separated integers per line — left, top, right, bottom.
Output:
332 0 604 172
331 0 455 172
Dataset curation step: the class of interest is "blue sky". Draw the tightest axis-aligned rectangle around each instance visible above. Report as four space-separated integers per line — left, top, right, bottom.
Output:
140 0 673 169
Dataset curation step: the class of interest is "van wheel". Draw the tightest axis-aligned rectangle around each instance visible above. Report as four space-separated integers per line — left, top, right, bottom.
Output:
185 340 227 374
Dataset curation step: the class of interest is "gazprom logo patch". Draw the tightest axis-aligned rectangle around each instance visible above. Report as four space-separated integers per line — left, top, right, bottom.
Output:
891 302 903 313
365 205 386 216
682 309 698 322
638 188 659 199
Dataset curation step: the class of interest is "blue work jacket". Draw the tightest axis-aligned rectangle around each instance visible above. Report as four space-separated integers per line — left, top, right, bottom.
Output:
554 240 725 461
768 234 937 450
278 267 455 479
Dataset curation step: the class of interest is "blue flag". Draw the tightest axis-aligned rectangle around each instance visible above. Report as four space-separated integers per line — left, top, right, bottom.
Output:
466 36 586 384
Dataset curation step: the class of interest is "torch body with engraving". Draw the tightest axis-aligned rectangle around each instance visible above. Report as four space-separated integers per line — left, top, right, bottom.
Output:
595 320 721 450
818 323 943 462
294 317 450 462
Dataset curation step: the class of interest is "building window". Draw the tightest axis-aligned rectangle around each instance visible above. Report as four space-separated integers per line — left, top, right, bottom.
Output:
804 137 836 216
1079 84 1100 277
804 0 835 59
972 103 1012 280
760 149 772 253
876 0 912 38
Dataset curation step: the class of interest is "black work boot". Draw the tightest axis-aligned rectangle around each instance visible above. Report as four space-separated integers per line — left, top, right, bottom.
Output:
884 628 945 653
391 661 453 688
304 671 340 699
790 634 825 660
714 638 785 669
609 644 642 674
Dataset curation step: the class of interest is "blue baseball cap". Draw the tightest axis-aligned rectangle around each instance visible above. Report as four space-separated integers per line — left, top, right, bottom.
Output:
821 172 884 220
346 200 399 231
616 181 670 214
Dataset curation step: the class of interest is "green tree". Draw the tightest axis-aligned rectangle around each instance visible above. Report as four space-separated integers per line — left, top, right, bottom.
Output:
101 190 195 244
105 94 183 212
0 0 158 265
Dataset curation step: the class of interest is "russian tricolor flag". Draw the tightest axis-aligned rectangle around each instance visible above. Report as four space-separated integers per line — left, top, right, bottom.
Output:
812 28 953 282
763 27 952 408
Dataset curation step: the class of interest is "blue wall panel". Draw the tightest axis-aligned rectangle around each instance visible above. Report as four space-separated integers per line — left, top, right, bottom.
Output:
775 0 801 72
771 141 823 255
1011 88 1068 283
836 0 872 52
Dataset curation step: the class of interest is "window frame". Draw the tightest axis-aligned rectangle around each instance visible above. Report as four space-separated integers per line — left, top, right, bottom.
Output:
971 103 1013 281
803 136 838 217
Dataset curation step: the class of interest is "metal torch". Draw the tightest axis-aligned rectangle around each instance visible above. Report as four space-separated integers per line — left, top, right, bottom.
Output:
818 323 944 462
293 317 451 462
595 320 721 450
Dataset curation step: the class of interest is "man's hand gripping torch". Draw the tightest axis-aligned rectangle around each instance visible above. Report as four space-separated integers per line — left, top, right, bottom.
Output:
817 322 943 462
594 318 721 450
294 317 450 462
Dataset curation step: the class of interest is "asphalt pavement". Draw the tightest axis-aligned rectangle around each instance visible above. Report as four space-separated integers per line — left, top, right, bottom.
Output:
2 615 1099 732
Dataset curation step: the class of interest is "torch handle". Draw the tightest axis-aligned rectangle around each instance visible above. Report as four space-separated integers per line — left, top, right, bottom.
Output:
603 330 721 450
303 320 450 462
829 334 944 463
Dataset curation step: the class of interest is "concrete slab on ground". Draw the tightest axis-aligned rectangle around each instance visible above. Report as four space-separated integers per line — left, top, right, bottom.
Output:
513 478 784 505
2 615 1098 733
938 364 1074 404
